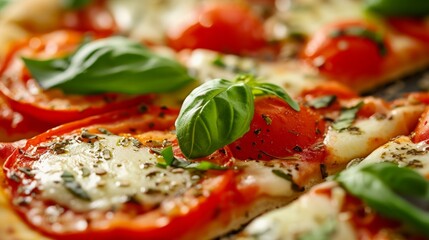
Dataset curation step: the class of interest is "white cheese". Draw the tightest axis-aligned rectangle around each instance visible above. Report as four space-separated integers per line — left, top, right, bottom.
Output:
360 136 429 176
242 182 357 240
324 105 424 169
32 134 194 212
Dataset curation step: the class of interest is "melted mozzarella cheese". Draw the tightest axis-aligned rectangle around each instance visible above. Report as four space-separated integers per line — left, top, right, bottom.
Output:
360 136 429 175
270 0 363 39
324 105 424 170
242 182 357 240
32 134 194 212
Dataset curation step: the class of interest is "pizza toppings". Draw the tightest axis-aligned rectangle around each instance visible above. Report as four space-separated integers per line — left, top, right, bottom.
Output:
175 76 298 159
332 101 364 131
23 36 194 94
228 96 326 161
336 163 429 237
302 21 388 83
167 2 267 55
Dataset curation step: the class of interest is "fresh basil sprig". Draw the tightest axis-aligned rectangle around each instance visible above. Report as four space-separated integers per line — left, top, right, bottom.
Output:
176 76 299 159
336 162 429 237
22 36 194 95
61 0 92 10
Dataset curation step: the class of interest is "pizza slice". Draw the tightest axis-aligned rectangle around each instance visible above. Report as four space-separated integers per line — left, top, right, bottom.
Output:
0 75 426 239
240 107 429 240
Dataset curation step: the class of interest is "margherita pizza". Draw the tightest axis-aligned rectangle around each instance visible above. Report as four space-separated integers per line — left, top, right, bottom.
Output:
0 0 428 239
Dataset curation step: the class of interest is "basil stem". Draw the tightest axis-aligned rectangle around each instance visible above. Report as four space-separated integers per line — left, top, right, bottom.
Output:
23 36 194 95
336 163 429 236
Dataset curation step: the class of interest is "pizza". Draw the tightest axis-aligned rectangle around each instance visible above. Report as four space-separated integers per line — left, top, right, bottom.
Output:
240 108 429 239
0 0 428 239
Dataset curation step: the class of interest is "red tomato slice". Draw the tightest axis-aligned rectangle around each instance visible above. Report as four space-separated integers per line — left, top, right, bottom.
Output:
0 30 153 125
62 0 117 36
388 17 429 43
302 21 389 84
167 3 267 55
1 105 243 239
413 106 429 143
0 96 54 141
228 96 326 161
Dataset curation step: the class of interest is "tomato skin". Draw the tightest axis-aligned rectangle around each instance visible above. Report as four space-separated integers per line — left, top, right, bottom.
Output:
302 21 388 83
388 18 429 43
167 3 266 55
228 96 326 160
413 107 429 143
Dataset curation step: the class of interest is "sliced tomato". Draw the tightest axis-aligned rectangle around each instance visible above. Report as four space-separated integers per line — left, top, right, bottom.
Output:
228 96 326 161
1 105 245 239
301 81 358 100
388 17 429 43
167 3 267 55
61 0 117 36
0 96 54 142
413 106 429 143
302 21 389 84
0 30 153 125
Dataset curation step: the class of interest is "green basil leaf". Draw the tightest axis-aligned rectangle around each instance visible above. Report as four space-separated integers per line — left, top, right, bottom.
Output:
61 0 91 10
365 0 429 17
175 78 254 159
251 82 300 111
332 101 363 131
330 26 387 56
23 36 194 95
308 95 337 109
0 0 10 9
336 163 429 236
161 146 174 166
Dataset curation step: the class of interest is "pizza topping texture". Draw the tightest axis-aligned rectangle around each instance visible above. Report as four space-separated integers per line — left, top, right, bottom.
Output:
0 0 429 239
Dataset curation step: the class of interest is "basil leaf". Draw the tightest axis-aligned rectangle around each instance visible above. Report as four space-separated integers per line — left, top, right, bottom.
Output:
251 82 300 111
332 101 363 131
0 0 10 9
336 163 429 236
161 146 174 166
365 0 429 17
330 26 387 56
308 95 337 109
176 78 254 159
23 36 194 95
61 0 91 10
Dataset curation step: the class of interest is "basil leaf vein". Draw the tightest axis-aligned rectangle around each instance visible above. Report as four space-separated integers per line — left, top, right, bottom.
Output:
23 36 194 95
336 163 429 236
